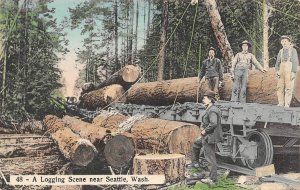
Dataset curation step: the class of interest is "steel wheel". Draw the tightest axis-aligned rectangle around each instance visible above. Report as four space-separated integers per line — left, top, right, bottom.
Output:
245 131 273 169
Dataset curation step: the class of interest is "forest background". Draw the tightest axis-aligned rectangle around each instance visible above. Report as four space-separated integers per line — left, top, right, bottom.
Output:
0 0 299 124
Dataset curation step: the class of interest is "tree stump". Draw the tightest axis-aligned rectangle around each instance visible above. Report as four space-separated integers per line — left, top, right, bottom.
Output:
43 115 96 166
79 84 126 110
133 154 185 185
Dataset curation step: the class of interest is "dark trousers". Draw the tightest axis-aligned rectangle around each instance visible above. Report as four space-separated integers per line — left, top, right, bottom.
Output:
206 77 219 99
231 68 248 102
192 136 218 182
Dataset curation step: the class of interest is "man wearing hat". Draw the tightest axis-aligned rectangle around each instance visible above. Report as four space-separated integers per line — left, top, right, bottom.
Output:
231 40 266 102
275 35 299 107
191 90 223 184
199 47 224 100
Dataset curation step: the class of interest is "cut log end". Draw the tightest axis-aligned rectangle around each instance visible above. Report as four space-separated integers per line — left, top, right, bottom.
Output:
72 142 96 167
104 135 135 168
122 65 141 83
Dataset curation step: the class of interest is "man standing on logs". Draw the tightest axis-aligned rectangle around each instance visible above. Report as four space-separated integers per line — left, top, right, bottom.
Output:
199 47 224 100
191 90 222 184
275 35 299 107
231 40 267 102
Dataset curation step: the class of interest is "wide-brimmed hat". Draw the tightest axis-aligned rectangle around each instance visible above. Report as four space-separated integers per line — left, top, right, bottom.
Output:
280 35 291 42
208 47 216 53
203 90 216 101
239 40 252 48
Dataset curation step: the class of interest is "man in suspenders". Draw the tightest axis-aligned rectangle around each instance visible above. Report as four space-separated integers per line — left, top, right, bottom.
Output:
275 35 299 107
199 47 224 100
230 40 266 103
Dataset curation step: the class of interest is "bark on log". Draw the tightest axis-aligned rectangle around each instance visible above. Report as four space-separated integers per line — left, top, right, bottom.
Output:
133 154 185 185
92 113 202 158
43 115 96 166
0 134 58 158
79 84 126 110
63 115 111 144
127 68 300 106
0 155 66 178
81 65 141 95
62 115 135 169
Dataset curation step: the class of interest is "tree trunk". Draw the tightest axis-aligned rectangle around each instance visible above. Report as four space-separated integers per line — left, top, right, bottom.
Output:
127 68 300 106
262 0 271 68
93 64 141 91
128 0 134 64
43 115 96 166
63 115 111 144
63 115 135 169
92 113 202 158
134 0 139 60
0 134 58 158
133 154 185 185
0 155 66 178
203 0 234 70
114 0 119 71
79 84 126 111
157 0 169 81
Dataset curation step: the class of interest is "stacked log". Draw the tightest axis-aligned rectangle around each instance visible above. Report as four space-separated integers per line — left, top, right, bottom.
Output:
81 65 141 95
43 115 96 167
126 68 300 106
93 113 202 157
62 115 135 169
78 84 126 110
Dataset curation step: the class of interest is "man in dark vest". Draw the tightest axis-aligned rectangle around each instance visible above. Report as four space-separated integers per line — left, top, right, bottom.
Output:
199 47 224 100
191 90 223 184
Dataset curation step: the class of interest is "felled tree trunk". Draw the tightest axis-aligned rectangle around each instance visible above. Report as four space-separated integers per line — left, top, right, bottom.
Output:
78 84 126 110
133 154 185 185
81 65 141 95
63 115 135 169
0 134 58 158
127 68 300 106
63 115 111 144
43 115 96 166
92 113 202 158
0 155 66 178
126 74 229 105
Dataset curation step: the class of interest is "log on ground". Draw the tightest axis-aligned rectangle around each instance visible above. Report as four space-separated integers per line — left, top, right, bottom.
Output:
127 68 300 106
79 84 126 110
63 115 135 169
92 113 202 158
133 154 185 185
43 115 96 166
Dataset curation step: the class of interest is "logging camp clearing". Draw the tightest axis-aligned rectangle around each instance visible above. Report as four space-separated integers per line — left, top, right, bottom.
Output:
1 0 300 190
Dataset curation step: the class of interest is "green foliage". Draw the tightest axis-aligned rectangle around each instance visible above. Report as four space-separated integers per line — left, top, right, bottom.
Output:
167 177 246 190
0 0 67 122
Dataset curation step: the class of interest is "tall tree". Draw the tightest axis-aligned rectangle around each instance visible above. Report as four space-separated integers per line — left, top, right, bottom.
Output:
157 0 169 81
202 0 234 70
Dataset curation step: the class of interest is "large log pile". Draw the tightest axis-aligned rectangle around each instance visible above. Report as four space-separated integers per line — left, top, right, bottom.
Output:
43 115 97 167
126 68 300 106
62 115 135 169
